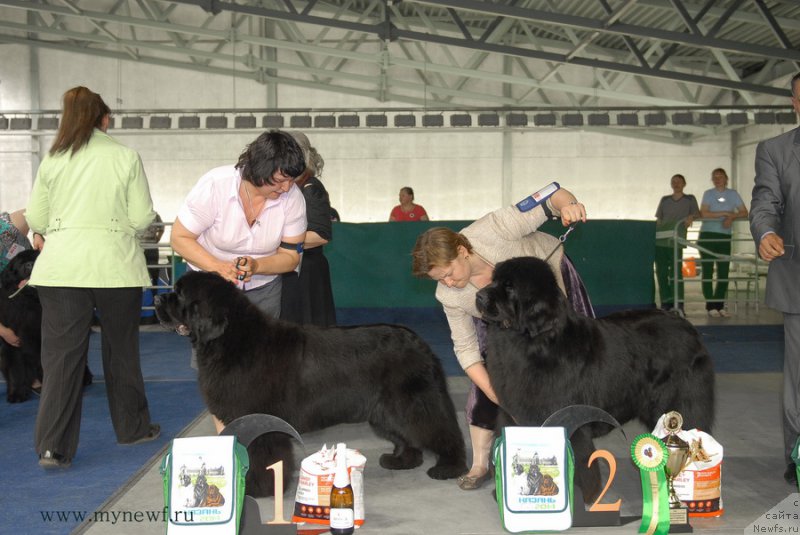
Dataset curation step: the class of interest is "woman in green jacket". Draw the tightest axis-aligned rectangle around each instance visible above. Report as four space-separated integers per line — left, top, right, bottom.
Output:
26 86 160 469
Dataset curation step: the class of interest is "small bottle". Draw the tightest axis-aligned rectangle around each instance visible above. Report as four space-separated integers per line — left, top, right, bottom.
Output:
329 443 355 535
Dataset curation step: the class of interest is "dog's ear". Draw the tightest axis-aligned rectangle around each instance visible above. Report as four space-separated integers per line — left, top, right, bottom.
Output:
485 280 520 329
0 266 14 291
518 289 568 341
187 300 228 343
508 258 569 340
1 257 21 291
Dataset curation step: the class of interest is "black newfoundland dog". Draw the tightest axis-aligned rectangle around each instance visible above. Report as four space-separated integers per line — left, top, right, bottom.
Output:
154 271 467 496
475 257 715 501
0 249 93 403
0 249 43 403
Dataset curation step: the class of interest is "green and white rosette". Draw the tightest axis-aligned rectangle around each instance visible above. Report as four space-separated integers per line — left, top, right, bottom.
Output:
631 433 670 535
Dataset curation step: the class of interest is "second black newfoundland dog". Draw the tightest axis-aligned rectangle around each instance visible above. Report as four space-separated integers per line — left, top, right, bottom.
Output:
0 249 93 403
154 271 467 496
475 256 715 502
0 249 43 403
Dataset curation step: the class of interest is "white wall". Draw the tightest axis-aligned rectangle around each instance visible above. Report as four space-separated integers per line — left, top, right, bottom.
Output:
0 46 793 226
733 124 796 208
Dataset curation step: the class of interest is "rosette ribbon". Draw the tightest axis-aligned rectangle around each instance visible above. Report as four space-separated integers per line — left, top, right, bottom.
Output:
631 433 670 535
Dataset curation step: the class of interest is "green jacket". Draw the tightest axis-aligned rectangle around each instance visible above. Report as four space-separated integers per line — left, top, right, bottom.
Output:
26 129 156 288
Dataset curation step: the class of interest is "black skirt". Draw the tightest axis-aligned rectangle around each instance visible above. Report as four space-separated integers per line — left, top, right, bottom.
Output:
280 247 337 327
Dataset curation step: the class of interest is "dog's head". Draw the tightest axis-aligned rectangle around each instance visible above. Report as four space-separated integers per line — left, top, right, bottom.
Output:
206 484 224 505
1 248 39 292
154 271 236 343
475 257 567 338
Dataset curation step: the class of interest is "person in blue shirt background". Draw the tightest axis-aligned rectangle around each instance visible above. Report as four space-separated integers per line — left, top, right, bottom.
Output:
698 168 748 317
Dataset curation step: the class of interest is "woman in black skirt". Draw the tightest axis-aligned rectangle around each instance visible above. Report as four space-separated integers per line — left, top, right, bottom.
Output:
280 131 337 326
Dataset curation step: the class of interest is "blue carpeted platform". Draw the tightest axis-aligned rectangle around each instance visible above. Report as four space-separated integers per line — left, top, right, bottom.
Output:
696 324 784 373
3 330 201 535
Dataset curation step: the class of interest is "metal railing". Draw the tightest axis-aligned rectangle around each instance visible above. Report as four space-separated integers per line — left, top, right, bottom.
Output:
665 219 765 312
140 222 180 314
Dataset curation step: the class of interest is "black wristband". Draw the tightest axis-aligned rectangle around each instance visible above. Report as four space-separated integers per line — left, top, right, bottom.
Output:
541 201 558 221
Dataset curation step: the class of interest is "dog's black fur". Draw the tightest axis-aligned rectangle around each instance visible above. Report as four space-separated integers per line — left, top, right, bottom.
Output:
154 271 467 497
0 249 93 403
475 257 715 502
0 249 43 403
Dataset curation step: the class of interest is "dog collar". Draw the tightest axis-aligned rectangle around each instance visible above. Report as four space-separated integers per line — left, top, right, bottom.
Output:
7 280 30 299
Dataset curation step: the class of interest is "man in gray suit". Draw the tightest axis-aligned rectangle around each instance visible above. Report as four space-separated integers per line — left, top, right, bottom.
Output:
750 71 800 485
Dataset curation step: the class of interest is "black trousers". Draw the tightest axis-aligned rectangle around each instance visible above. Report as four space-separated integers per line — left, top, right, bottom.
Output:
34 287 152 459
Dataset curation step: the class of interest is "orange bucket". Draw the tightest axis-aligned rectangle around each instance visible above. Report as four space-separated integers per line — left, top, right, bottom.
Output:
682 257 697 277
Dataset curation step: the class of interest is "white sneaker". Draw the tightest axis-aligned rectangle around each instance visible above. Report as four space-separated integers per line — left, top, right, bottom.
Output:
708 309 720 317
718 309 730 318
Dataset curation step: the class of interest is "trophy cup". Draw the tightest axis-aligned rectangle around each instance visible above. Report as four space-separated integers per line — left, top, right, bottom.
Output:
661 411 692 532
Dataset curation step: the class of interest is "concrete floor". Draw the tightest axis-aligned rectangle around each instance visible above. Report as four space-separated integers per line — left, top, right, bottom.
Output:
77 297 798 535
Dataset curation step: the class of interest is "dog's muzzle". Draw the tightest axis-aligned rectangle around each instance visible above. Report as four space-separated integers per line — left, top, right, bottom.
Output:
152 294 189 336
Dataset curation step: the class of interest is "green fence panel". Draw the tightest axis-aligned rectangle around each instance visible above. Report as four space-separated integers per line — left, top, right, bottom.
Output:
325 219 655 308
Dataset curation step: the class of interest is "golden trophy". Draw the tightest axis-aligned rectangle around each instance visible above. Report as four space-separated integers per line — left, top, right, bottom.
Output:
661 411 692 532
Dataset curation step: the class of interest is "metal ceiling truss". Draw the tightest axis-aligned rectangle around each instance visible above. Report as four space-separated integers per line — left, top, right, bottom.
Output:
0 0 798 142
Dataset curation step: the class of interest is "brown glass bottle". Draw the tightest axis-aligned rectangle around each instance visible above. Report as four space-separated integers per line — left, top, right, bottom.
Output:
329 443 354 535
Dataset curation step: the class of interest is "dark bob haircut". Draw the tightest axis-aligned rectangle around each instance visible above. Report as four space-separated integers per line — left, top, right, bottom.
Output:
235 130 306 186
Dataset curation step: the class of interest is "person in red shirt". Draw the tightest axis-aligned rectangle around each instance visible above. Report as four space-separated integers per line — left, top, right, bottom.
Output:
389 187 429 222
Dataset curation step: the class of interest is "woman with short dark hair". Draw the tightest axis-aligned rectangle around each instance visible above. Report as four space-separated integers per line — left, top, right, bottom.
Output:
171 130 307 320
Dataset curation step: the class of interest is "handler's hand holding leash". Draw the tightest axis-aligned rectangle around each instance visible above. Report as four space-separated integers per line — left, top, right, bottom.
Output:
233 256 257 284
548 185 587 226
538 185 587 262
558 200 586 227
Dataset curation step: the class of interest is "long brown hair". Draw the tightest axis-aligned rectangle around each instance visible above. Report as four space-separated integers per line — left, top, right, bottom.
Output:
411 227 473 278
49 86 110 156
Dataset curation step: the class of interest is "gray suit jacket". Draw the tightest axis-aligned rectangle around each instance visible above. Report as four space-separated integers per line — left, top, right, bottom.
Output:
750 127 800 314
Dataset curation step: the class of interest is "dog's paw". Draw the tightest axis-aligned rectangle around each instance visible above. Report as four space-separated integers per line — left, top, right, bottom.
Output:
7 391 30 403
379 448 423 470
426 462 469 480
